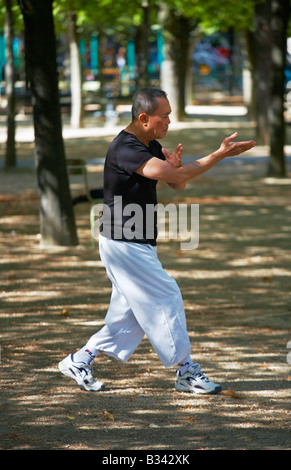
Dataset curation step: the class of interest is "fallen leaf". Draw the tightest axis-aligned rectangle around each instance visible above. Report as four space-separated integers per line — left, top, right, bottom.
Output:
103 410 115 421
60 308 70 317
221 390 242 399
66 416 75 420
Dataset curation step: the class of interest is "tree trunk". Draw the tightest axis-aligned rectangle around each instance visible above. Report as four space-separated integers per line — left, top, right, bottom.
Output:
140 0 150 87
67 11 84 129
158 4 179 122
171 15 193 119
245 0 271 146
18 0 78 246
159 4 195 121
4 0 17 169
134 2 151 90
185 38 197 107
267 0 290 177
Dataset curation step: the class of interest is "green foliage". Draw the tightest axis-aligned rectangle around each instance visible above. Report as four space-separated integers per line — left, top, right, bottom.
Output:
53 0 146 36
163 0 256 32
0 0 258 36
0 0 23 30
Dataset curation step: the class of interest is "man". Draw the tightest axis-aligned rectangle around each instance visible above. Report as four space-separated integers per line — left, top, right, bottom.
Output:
59 87 255 394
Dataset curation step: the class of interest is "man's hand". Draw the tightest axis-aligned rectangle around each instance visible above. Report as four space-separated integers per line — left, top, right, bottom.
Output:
218 132 256 157
162 143 183 168
161 144 185 190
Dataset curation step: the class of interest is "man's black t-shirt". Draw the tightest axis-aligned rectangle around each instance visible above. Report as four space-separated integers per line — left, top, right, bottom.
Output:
100 130 165 245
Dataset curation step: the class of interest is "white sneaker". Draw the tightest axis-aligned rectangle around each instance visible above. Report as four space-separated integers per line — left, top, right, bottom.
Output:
175 363 221 395
58 354 105 392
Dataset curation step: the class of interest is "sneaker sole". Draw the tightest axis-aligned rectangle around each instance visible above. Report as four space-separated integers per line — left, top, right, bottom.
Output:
79 383 105 392
175 382 222 395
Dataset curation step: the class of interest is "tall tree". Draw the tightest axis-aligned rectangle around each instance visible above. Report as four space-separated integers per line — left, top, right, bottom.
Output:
53 0 146 127
67 10 84 128
137 0 151 88
159 4 197 120
246 0 271 146
268 0 290 177
18 0 78 246
4 0 16 169
160 0 289 176
159 0 255 120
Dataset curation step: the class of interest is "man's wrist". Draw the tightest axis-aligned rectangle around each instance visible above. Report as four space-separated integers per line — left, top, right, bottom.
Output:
212 149 226 161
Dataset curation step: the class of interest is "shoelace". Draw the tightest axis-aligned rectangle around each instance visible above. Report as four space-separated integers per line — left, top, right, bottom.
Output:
73 363 94 380
186 364 211 383
194 372 210 382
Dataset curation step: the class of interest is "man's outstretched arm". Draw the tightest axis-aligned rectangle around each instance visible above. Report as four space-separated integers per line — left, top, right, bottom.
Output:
135 132 256 187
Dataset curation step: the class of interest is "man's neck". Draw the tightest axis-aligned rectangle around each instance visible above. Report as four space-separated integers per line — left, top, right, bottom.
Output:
124 122 150 147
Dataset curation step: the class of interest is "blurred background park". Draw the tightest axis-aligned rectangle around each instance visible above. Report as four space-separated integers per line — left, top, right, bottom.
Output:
1 1 291 134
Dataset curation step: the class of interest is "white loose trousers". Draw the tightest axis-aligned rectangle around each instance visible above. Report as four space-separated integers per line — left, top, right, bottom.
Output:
85 234 191 367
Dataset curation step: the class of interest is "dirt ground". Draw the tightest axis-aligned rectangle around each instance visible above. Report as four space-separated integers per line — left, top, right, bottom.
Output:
0 112 291 451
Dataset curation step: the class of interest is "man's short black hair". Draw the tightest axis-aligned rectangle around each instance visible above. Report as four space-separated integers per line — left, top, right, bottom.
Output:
131 87 168 121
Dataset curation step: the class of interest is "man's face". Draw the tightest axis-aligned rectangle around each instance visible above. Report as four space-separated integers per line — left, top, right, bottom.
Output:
145 97 171 140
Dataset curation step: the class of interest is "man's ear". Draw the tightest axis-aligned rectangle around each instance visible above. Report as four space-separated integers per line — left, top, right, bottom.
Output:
139 112 148 126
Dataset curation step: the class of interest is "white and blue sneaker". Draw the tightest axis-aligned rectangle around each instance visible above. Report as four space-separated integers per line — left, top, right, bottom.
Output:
58 354 105 392
175 363 221 395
